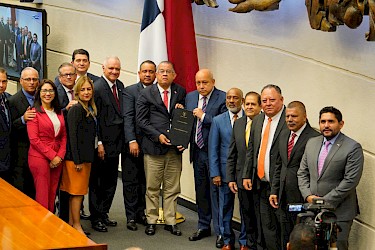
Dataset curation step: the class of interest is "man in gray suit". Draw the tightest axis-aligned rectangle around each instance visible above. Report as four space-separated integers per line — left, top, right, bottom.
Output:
298 106 364 250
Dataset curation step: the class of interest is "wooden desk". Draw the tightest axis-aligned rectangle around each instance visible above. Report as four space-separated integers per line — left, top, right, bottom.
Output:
0 178 107 250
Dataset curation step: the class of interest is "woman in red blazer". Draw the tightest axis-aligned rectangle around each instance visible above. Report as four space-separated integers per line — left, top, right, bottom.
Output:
27 79 66 212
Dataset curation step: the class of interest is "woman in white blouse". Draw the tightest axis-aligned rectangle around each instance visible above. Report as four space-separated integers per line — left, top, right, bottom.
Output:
27 79 67 212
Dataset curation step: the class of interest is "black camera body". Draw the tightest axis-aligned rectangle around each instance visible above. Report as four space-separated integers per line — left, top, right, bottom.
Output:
288 198 338 250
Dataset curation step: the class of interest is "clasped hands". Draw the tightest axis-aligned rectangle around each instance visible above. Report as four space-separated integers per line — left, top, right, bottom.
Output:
49 156 62 169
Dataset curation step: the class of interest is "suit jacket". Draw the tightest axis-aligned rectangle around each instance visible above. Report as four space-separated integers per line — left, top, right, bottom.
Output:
209 111 244 180
94 76 124 157
30 42 41 71
66 103 96 164
27 108 67 161
136 83 186 155
242 108 288 190
271 123 320 207
0 92 12 171
226 116 248 189
56 84 70 112
8 90 32 166
185 88 227 161
123 82 144 144
298 133 364 221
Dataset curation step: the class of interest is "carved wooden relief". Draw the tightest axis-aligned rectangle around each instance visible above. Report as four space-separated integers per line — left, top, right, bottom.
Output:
228 0 281 13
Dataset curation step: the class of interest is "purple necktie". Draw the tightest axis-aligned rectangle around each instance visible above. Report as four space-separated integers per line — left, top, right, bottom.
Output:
196 96 207 149
318 141 330 176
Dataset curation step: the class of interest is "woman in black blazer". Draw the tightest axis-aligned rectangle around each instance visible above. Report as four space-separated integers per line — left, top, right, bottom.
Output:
60 76 97 235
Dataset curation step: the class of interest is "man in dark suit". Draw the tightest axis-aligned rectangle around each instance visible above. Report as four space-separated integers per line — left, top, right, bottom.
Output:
8 67 39 198
269 101 320 249
30 33 41 75
209 88 244 250
185 69 227 247
0 68 12 182
89 56 124 232
122 60 156 231
0 17 5 67
136 61 186 236
226 91 262 250
243 84 288 250
54 49 99 88
298 106 364 250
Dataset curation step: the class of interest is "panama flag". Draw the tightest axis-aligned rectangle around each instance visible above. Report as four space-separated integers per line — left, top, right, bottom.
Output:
138 0 199 93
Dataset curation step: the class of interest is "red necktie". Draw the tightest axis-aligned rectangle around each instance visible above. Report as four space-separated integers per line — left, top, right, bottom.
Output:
69 90 74 101
287 133 297 160
258 117 272 180
163 90 169 110
112 84 120 109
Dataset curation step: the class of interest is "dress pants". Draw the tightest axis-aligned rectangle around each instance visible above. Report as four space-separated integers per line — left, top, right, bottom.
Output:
211 182 235 245
258 181 281 250
238 188 260 249
28 155 62 212
336 220 353 250
193 147 216 232
144 149 182 225
121 150 146 221
89 154 119 223
278 205 297 250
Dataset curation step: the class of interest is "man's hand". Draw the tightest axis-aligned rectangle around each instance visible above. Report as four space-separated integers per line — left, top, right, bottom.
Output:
23 106 36 122
159 134 171 145
212 176 221 186
228 182 238 193
97 144 105 160
243 178 252 190
193 108 204 120
129 141 140 157
269 194 279 208
177 145 185 152
306 195 320 203
175 103 184 109
65 100 78 111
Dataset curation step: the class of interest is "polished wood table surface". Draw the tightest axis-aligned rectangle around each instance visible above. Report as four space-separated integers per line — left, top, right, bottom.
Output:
0 178 107 250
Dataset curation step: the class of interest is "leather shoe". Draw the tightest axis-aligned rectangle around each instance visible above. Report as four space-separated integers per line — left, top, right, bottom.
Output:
80 210 90 220
240 245 249 250
92 221 108 232
127 220 138 231
164 225 182 236
188 228 211 241
145 224 156 235
136 215 148 226
216 235 224 248
81 225 91 236
222 244 234 250
103 218 117 227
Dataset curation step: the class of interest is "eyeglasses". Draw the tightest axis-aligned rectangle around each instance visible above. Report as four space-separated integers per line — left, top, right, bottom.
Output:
60 73 76 78
40 89 55 94
22 78 39 82
157 69 175 75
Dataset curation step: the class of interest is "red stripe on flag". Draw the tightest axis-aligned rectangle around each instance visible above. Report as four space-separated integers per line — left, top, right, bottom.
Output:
164 0 199 93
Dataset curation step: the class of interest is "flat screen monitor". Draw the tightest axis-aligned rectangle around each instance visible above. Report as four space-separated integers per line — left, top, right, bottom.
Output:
0 3 47 81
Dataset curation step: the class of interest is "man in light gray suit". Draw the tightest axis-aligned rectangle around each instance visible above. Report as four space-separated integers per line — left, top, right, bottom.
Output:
298 106 364 250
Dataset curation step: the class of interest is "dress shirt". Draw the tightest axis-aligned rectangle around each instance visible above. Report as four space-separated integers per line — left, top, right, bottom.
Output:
45 109 61 136
288 123 307 147
102 75 118 98
157 84 171 112
21 89 35 124
229 110 243 127
61 84 74 102
318 132 340 161
194 89 214 143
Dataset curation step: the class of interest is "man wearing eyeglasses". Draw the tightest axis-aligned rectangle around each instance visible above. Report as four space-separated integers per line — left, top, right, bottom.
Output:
56 62 78 112
136 61 186 237
8 67 39 198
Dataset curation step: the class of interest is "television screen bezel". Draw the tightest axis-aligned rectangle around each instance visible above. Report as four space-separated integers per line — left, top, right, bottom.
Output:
0 2 47 81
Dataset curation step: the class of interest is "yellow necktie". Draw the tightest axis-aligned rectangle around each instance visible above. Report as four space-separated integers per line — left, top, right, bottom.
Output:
245 120 251 148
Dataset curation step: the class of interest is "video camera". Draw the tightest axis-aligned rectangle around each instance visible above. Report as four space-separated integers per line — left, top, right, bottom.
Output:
288 198 339 250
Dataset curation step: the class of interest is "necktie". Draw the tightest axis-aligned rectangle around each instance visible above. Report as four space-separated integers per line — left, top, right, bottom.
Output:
196 96 207 149
245 120 251 148
233 114 238 122
163 90 169 110
287 133 297 160
112 84 120 109
68 90 74 101
258 117 272 180
318 141 330 176
0 96 9 127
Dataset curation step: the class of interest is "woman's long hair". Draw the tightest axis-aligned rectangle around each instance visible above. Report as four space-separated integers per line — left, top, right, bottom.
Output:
74 75 97 117
34 79 61 114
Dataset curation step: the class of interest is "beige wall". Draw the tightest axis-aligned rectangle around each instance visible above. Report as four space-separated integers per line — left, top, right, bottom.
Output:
4 0 375 247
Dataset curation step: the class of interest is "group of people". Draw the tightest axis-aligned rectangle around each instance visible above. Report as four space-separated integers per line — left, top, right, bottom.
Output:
0 16 41 74
0 48 363 250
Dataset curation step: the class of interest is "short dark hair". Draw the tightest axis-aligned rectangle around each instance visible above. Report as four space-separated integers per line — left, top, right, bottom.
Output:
140 60 156 71
245 91 261 105
157 61 175 72
319 106 342 122
0 67 7 77
289 223 315 250
33 33 37 38
72 49 90 62
261 84 282 95
34 79 61 114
